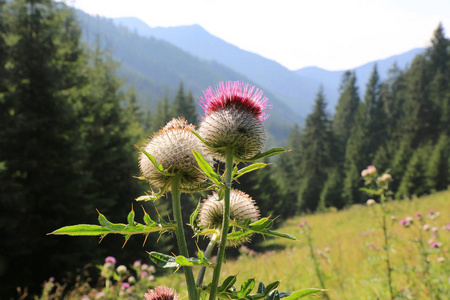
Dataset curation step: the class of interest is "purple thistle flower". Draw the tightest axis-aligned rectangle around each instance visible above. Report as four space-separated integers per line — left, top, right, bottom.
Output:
198 81 270 161
199 81 270 122
104 256 116 265
144 286 179 300
122 282 131 289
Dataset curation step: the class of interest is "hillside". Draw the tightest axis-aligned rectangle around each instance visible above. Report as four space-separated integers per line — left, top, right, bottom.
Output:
76 10 301 143
113 17 423 115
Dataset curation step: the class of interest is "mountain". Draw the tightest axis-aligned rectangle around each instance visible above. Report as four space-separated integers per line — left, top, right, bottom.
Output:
295 48 425 107
113 17 424 114
113 17 324 116
75 10 300 144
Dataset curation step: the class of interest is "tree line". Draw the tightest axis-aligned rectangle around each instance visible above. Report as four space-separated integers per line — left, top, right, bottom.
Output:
275 24 450 213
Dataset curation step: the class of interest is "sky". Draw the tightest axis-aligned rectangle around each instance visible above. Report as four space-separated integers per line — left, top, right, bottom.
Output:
69 0 450 71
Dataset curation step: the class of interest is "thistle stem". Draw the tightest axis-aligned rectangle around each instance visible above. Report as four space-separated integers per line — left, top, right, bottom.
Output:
382 215 394 300
209 147 233 300
196 234 217 287
172 173 197 300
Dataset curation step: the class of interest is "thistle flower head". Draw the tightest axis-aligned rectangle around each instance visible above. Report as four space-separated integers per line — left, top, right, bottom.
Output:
139 117 213 190
144 286 179 300
198 81 270 161
366 199 376 206
199 189 260 247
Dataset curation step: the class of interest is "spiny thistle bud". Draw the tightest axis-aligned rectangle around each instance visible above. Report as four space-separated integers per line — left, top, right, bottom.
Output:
198 81 270 161
139 117 213 190
199 189 260 247
144 286 179 300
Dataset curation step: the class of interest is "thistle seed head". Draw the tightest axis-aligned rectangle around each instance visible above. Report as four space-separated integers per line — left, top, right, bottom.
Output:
199 189 260 247
198 81 270 161
139 117 213 190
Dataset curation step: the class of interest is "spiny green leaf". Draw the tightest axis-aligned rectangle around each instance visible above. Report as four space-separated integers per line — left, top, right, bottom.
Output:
238 278 255 297
149 252 179 268
263 281 280 296
127 210 135 226
218 275 237 292
136 146 172 175
190 201 201 231
282 289 325 299
266 290 280 300
50 225 109 236
249 218 273 231
192 149 224 187
235 148 288 162
233 163 268 180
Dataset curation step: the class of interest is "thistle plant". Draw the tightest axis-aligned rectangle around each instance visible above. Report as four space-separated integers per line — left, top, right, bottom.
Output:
50 81 323 300
361 165 395 300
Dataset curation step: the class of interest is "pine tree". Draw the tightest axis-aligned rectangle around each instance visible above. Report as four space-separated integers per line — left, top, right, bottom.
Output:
0 0 89 294
297 88 334 212
172 82 199 125
152 93 173 131
425 134 450 192
332 71 360 155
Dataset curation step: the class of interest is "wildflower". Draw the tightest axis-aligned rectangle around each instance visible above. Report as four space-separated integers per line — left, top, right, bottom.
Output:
141 264 148 271
148 265 156 273
122 282 131 289
430 241 442 248
105 256 116 265
367 165 376 175
148 275 155 281
116 265 127 275
437 257 445 263
128 276 136 284
133 260 141 268
366 199 376 206
198 81 270 161
415 212 422 219
139 117 213 190
199 189 260 247
95 292 106 299
298 221 308 228
141 271 148 277
390 216 397 221
144 286 179 300
423 224 431 231
431 226 438 233
400 217 413 227
428 209 434 215
81 296 90 300
444 223 450 231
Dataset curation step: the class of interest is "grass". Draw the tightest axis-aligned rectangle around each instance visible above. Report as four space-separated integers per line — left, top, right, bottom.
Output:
154 190 450 299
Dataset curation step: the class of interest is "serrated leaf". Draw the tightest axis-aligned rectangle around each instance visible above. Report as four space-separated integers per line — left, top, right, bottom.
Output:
263 281 280 296
137 146 172 175
282 289 324 299
249 218 273 231
218 275 237 292
266 290 280 300
149 252 179 268
192 149 224 187
190 130 217 149
238 278 255 297
233 163 268 180
143 213 155 227
50 225 110 236
235 148 288 162
190 201 201 231
127 210 135 226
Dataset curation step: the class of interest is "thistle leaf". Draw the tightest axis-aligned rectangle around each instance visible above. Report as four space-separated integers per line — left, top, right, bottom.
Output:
233 163 268 180
192 149 224 188
136 146 172 176
235 148 288 162
282 289 325 299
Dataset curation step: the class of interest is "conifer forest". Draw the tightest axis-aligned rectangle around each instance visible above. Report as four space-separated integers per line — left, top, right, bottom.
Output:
0 0 449 299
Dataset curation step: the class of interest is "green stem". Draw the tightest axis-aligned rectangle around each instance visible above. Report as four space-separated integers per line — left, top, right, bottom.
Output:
172 174 197 300
196 234 218 287
306 228 330 300
209 147 233 300
382 215 394 300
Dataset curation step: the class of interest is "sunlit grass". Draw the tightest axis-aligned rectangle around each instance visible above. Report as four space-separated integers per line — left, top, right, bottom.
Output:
154 190 450 299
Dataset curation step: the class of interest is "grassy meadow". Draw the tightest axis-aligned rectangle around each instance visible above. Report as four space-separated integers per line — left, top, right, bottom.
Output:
153 190 450 299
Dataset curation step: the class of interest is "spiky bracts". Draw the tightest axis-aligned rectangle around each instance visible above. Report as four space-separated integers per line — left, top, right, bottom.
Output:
199 189 260 247
144 286 179 300
139 117 213 190
198 81 270 161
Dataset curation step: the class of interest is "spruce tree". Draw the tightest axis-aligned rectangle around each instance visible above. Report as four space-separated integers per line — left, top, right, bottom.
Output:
173 82 199 125
425 134 450 192
297 88 334 212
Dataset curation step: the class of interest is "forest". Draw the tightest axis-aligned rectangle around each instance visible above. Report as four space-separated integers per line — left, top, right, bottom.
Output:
0 0 449 298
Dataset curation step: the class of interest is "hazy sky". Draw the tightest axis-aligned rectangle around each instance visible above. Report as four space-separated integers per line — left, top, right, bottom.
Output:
70 0 450 71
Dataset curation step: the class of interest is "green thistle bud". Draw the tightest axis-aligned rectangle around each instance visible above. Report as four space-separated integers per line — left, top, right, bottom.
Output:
139 117 213 191
199 189 260 247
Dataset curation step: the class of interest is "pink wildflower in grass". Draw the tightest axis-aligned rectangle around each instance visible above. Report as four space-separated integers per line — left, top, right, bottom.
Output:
198 81 270 161
199 81 270 122
298 220 308 228
428 209 435 215
437 257 445 263
430 241 442 248
444 223 450 231
400 217 413 227
105 256 116 264
144 286 179 300
133 260 141 268
366 199 376 206
415 212 422 219
122 282 131 289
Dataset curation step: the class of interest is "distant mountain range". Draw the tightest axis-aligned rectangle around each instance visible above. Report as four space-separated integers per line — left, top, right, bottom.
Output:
74 9 425 143
113 17 424 114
